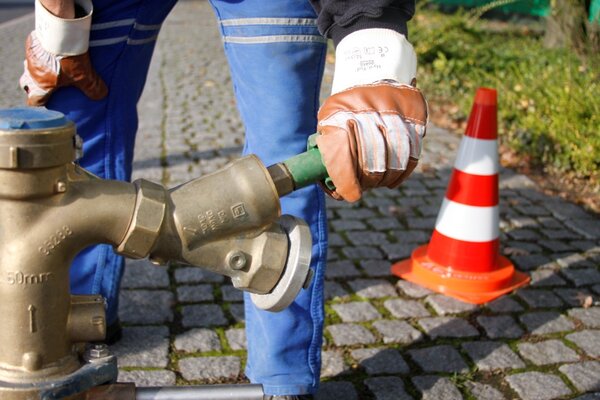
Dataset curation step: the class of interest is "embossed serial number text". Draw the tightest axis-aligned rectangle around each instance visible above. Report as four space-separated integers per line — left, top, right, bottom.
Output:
38 226 73 256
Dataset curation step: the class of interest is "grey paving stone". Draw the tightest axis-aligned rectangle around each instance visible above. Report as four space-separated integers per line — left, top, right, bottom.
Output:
119 290 174 324
348 279 397 298
330 219 367 231
426 294 479 315
554 288 594 307
463 341 525 371
220 285 244 302
506 371 572 400
365 376 413 400
229 303 245 323
362 195 395 208
379 243 415 260
566 330 600 357
516 205 550 216
508 216 538 229
111 326 169 368
327 232 346 247
562 268 600 287
485 296 524 312
395 280 433 298
518 339 579 365
346 231 390 246
174 328 221 353
332 302 381 322
321 350 348 378
573 393 600 400
324 281 349 300
530 269 567 287
368 217 403 231
516 288 564 308
372 319 424 344
179 356 240 381
477 315 524 339
520 311 576 335
383 298 430 318
327 323 376 346
350 347 409 375
336 208 377 220
505 241 543 254
543 229 583 240
507 229 541 241
568 307 600 328
465 382 506 400
176 284 214 302
556 253 597 269
117 369 176 386
360 260 394 278
406 217 436 230
174 267 224 284
392 230 431 244
408 345 468 373
512 254 554 271
181 304 228 328
225 328 246 351
342 245 384 260
559 361 600 392
412 375 462 400
325 260 361 279
419 317 479 338
327 249 339 262
565 218 600 239
538 239 577 253
122 259 169 289
315 381 358 400
537 216 568 229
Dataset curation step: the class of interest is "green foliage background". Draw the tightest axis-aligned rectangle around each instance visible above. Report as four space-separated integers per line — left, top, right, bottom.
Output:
410 8 600 180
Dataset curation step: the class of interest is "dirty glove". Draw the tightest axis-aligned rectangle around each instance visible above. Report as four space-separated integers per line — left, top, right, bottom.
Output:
20 0 107 106
316 29 427 202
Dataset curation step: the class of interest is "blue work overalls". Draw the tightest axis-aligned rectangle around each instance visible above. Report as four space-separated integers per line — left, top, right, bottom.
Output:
46 0 328 395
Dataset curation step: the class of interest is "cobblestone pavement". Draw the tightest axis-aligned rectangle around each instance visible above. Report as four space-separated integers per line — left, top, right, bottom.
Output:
1 2 600 399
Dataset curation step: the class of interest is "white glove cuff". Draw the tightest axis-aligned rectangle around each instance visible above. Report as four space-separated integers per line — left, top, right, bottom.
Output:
331 28 417 94
35 0 92 56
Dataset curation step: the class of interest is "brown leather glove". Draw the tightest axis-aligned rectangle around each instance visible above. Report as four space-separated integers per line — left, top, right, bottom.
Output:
316 82 427 202
20 31 107 106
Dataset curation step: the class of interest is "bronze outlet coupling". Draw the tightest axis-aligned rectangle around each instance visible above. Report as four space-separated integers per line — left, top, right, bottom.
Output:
0 108 312 399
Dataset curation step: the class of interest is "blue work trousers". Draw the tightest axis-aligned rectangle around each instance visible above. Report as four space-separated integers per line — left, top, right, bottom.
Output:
47 0 328 395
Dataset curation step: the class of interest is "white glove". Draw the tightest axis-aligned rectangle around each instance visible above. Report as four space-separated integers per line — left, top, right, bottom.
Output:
316 29 427 202
20 0 107 106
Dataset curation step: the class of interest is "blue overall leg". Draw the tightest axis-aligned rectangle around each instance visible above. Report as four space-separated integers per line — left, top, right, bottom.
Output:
45 0 178 325
209 1 328 395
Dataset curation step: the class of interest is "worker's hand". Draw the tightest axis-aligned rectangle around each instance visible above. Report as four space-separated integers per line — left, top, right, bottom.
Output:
20 0 107 106
316 29 427 202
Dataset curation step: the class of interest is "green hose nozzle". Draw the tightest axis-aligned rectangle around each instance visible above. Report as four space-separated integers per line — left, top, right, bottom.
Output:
267 134 334 197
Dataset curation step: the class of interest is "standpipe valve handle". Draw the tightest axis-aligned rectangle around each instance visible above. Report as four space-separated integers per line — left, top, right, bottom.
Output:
267 134 333 197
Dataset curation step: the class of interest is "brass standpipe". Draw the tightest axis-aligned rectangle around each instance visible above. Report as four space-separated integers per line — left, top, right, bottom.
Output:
0 108 313 399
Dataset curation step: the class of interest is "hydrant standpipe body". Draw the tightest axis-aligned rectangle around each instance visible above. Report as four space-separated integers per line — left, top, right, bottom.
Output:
0 108 316 399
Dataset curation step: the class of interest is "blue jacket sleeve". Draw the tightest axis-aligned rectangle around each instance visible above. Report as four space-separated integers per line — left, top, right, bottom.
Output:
309 0 415 45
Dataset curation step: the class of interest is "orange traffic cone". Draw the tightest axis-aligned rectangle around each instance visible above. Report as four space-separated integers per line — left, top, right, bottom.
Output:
391 88 530 304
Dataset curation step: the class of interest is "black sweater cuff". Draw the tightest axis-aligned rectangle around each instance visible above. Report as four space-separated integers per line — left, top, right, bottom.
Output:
327 8 409 47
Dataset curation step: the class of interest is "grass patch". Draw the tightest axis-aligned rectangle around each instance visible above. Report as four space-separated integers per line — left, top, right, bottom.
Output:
410 6 599 182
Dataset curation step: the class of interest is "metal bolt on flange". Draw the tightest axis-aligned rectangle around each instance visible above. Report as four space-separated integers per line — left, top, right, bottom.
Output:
227 251 247 270
88 344 110 359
